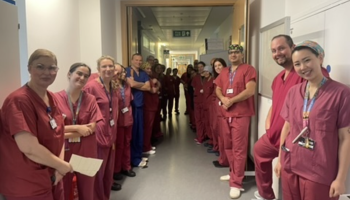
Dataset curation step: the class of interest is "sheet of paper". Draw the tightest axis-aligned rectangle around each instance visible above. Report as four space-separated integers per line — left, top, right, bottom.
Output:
69 154 103 177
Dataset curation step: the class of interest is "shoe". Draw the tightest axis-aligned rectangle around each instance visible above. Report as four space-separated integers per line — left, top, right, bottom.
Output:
113 173 123 180
184 111 188 115
254 191 272 200
213 161 228 168
220 175 230 181
121 170 136 177
142 157 149 162
207 149 216 153
229 187 241 199
143 150 156 155
138 161 148 168
207 144 213 148
111 183 122 191
215 151 220 156
203 143 210 147
152 146 156 150
175 111 180 115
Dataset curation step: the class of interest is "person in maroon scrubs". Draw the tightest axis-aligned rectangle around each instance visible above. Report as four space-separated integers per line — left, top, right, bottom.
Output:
216 44 257 198
55 62 103 200
163 68 175 118
275 40 350 200
113 63 136 182
152 64 164 141
192 61 206 144
142 62 160 155
202 66 215 151
0 49 72 200
172 68 181 115
84 56 118 200
180 65 193 115
253 35 330 200
212 58 229 169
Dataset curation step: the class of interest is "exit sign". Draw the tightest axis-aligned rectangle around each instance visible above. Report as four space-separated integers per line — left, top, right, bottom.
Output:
173 30 191 38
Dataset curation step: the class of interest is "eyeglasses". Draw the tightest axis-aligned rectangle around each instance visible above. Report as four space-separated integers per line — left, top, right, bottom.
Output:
35 64 59 74
100 65 115 69
228 50 241 55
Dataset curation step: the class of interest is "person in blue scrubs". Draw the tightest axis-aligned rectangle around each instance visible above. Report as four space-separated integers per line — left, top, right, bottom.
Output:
126 53 151 167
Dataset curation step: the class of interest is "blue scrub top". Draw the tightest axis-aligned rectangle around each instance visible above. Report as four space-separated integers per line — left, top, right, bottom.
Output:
126 67 149 107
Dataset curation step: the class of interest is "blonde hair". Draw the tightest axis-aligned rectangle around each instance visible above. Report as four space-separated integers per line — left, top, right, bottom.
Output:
97 55 115 68
28 49 57 66
141 62 151 70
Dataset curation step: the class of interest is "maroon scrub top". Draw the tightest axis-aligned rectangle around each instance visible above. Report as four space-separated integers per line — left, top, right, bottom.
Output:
116 83 133 127
203 77 214 110
281 80 350 186
215 64 257 117
144 77 159 112
164 75 175 96
173 75 181 96
268 67 330 147
84 79 119 147
0 85 64 197
192 74 204 103
54 90 103 153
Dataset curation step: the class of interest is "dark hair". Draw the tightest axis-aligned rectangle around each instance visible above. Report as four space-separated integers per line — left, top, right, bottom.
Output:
69 62 91 76
271 34 294 48
198 61 206 66
131 53 142 60
212 58 227 78
172 68 178 71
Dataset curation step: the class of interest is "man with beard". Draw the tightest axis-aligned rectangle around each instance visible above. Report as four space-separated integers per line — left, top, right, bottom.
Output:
216 44 257 199
253 35 330 200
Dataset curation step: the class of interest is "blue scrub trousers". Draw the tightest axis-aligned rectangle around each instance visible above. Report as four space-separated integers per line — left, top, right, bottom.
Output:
131 106 144 166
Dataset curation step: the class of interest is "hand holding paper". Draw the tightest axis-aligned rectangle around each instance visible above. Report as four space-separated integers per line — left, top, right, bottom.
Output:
69 154 103 177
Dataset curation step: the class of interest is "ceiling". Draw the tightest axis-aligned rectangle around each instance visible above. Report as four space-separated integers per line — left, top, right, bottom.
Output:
135 6 233 51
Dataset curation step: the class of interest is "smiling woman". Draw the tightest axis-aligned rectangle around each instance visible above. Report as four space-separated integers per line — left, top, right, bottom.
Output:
0 49 72 200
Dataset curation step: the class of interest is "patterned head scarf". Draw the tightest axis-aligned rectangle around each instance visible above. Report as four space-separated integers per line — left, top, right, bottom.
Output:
228 44 244 53
295 40 325 59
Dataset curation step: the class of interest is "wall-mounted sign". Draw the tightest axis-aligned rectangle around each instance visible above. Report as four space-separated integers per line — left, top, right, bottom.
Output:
173 30 191 38
163 50 170 54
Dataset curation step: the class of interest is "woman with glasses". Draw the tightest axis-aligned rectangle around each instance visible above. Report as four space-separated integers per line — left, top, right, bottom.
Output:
55 63 103 200
113 63 136 184
0 49 72 200
84 56 118 200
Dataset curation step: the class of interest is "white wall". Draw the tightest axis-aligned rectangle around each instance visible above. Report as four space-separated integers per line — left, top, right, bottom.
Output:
0 0 22 105
24 0 81 92
100 0 117 61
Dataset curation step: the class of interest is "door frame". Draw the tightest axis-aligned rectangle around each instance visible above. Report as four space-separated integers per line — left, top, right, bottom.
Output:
120 0 249 65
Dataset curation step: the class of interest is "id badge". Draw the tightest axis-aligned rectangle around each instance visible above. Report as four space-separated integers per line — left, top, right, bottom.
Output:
200 89 204 93
298 137 315 150
69 137 81 143
110 119 115 127
121 107 129 114
226 89 234 94
49 119 57 129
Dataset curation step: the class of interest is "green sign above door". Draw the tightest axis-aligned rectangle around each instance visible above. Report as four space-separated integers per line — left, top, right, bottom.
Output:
173 30 191 38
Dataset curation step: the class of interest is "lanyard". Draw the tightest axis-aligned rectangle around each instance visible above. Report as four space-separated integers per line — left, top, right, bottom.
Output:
99 77 113 114
66 91 83 125
229 67 238 87
302 77 327 127
120 84 126 107
47 106 53 119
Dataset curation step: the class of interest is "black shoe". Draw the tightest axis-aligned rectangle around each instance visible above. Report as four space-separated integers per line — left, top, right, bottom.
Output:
212 160 229 168
184 111 189 115
207 149 216 153
113 173 123 181
111 183 122 191
175 111 180 115
121 170 136 177
215 151 220 156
